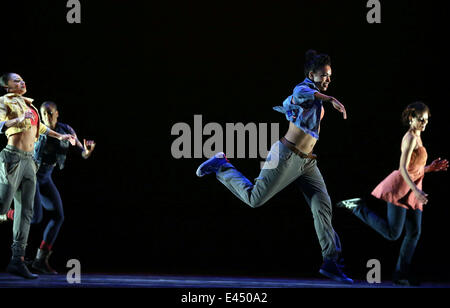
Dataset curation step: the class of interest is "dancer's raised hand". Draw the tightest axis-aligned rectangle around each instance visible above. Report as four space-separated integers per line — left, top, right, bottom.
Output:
329 97 347 120
427 158 448 172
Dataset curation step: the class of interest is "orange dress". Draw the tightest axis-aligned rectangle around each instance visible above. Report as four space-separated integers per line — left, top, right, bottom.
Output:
371 139 428 211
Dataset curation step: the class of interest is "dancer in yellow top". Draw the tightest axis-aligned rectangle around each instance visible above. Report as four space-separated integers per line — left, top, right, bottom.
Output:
0 72 75 279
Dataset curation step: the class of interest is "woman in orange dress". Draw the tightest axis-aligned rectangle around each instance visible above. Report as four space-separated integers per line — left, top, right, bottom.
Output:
337 102 448 285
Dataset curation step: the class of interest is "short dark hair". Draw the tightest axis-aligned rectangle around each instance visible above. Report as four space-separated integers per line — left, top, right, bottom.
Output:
401 101 431 126
304 50 331 77
40 101 58 111
0 73 14 92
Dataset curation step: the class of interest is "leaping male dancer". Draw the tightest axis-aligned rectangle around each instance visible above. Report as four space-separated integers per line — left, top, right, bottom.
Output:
196 50 353 283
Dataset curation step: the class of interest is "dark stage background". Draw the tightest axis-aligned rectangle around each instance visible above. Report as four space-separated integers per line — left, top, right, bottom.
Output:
1 1 449 283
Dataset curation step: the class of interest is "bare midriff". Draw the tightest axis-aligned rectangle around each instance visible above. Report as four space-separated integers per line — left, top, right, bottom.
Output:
283 122 318 154
8 126 38 152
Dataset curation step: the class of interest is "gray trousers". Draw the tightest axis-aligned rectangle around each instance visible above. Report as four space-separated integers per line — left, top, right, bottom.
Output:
216 141 341 261
0 145 37 258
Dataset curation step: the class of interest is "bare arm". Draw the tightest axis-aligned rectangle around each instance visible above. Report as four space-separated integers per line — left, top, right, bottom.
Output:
67 126 84 150
47 129 64 139
314 92 347 119
399 133 428 204
47 129 76 145
0 99 33 131
3 110 34 128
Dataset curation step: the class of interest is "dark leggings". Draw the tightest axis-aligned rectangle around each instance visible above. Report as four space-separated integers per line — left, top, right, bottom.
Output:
353 201 422 275
31 165 64 247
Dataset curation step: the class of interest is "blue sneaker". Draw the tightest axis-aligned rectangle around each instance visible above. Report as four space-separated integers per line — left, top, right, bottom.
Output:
196 152 229 177
319 259 354 284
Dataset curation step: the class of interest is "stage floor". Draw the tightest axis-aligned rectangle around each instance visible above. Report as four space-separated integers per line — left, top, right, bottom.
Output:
0 273 449 288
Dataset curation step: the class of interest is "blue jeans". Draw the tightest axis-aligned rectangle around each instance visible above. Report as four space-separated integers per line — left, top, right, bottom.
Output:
353 202 422 274
215 141 342 261
31 164 64 247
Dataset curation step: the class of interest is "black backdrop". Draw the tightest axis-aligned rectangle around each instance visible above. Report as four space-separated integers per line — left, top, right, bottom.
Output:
0 0 449 283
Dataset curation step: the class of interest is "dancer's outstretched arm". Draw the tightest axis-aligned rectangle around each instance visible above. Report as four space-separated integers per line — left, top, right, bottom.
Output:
314 92 347 119
47 129 76 145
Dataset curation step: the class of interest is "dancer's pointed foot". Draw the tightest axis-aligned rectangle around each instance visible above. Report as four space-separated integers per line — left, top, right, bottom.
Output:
336 198 364 211
196 152 229 177
319 259 354 284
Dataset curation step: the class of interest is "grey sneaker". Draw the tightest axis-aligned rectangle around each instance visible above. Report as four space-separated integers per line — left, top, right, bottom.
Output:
336 198 364 211
196 152 229 177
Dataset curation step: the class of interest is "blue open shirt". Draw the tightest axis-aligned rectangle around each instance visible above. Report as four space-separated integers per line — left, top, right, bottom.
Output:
273 77 323 139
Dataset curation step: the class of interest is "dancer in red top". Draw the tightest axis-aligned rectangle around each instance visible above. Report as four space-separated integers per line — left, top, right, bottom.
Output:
337 102 448 286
